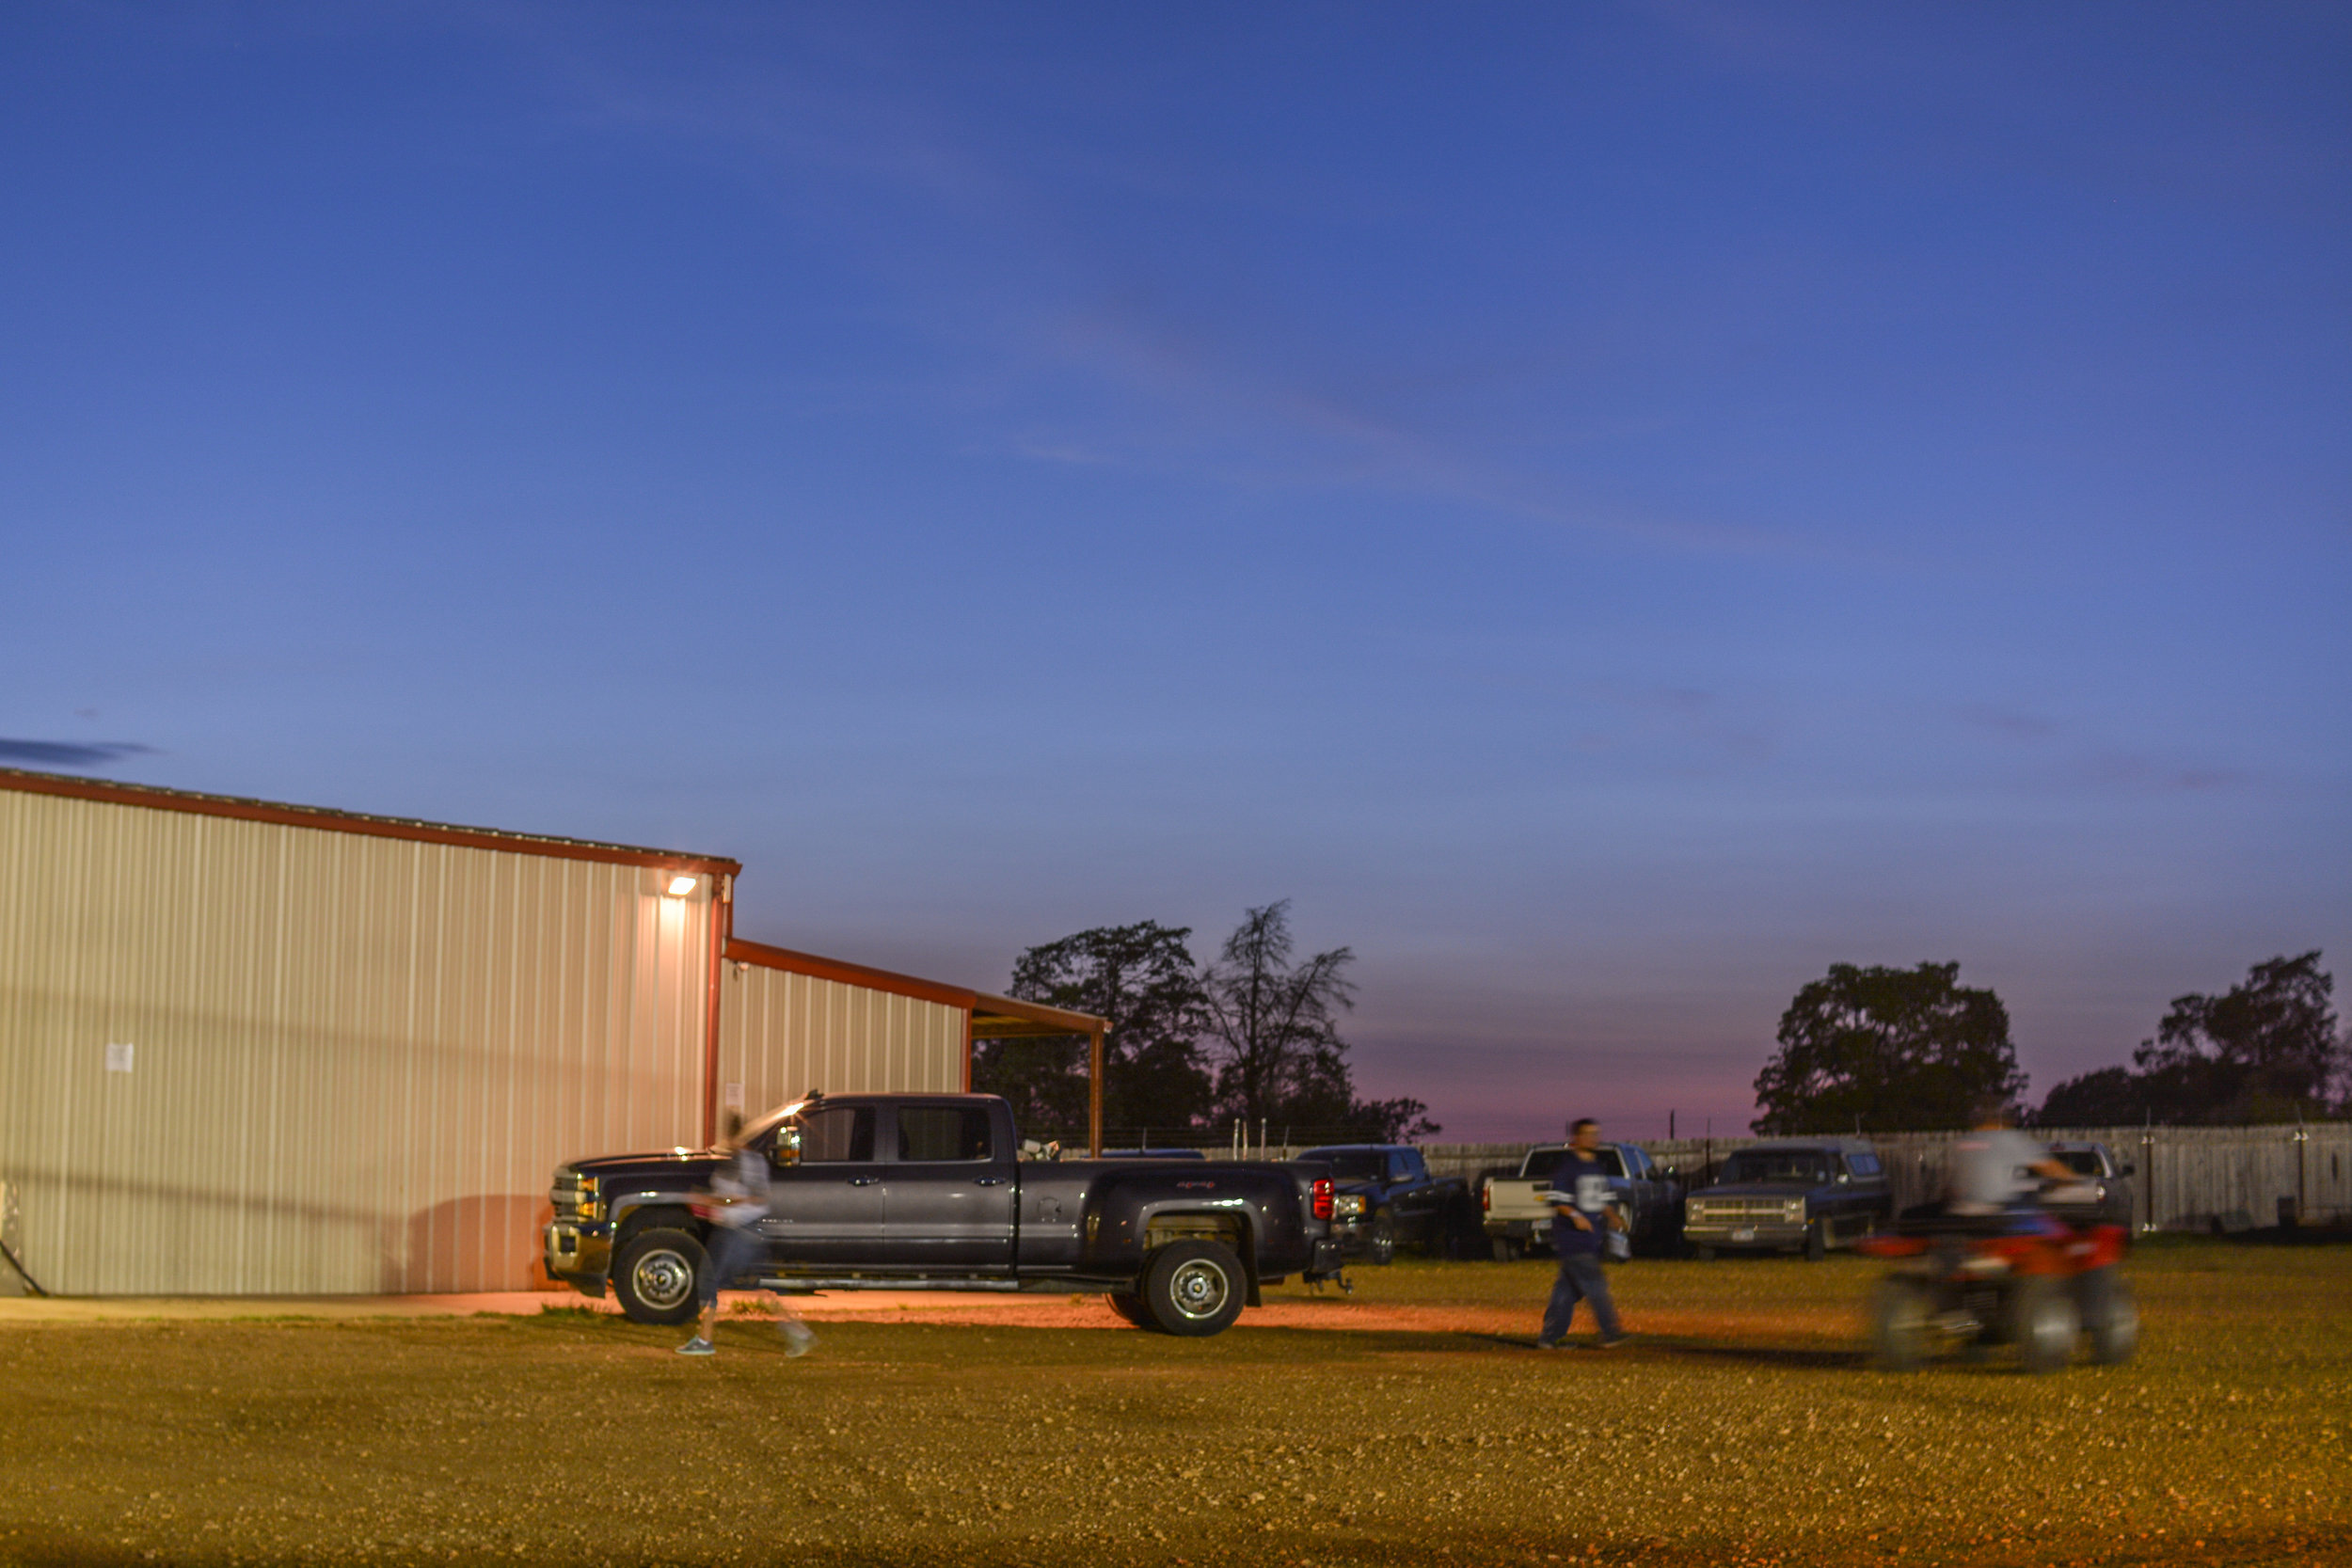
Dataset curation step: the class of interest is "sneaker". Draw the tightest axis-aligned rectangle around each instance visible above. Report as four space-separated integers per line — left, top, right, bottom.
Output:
1596 1333 1629 1349
675 1337 716 1356
1533 1338 1562 1351
780 1322 817 1358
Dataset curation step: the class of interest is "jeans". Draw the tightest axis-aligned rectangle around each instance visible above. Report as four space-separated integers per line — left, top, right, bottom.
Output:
699 1223 768 1308
1540 1250 1620 1343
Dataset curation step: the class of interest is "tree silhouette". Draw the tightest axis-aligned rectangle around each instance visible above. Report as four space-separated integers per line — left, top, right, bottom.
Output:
1753 961 2026 1134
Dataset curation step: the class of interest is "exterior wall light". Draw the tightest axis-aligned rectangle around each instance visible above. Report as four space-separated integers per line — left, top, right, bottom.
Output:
665 874 698 897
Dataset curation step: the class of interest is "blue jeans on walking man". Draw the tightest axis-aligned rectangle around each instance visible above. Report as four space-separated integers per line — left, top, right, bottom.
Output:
1540 1251 1621 1345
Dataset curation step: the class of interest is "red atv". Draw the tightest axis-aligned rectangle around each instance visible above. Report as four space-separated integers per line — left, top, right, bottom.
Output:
1860 1215 2137 1373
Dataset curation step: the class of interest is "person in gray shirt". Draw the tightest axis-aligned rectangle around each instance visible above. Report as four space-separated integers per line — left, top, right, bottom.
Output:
1947 1099 2074 1217
676 1114 816 1358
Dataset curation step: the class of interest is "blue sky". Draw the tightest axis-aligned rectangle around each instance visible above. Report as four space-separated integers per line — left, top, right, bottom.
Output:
4 3 2346 1139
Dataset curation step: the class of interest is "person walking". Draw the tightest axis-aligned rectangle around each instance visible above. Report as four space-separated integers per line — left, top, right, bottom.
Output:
676 1113 817 1358
1535 1117 1627 1350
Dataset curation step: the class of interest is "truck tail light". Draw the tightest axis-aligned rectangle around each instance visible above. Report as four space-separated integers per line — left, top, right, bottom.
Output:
1311 1178 1333 1222
1481 1183 1491 1213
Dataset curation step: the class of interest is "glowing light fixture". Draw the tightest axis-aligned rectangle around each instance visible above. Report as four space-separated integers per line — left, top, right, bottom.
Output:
665 874 698 897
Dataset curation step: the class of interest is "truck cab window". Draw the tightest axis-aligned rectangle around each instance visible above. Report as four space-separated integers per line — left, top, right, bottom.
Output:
796 1106 875 1164
898 1107 993 1162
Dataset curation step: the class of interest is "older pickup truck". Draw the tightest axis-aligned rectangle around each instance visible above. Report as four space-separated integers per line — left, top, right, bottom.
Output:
544 1092 1343 1337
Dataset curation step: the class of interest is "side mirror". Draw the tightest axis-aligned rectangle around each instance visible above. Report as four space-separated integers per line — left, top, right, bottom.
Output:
2120 1163 2137 1178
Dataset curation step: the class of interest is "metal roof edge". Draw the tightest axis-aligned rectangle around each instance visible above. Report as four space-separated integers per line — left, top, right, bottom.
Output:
0 767 742 876
723 937 980 1011
970 990 1109 1036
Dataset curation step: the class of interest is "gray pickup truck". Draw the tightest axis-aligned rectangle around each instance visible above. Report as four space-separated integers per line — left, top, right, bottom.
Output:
544 1092 1344 1337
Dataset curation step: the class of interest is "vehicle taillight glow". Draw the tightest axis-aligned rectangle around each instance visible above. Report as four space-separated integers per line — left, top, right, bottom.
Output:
1311 1177 1333 1222
1481 1184 1490 1212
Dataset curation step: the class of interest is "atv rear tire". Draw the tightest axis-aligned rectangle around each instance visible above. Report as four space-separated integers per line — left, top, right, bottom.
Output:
2075 1267 2138 1366
2010 1277 2080 1374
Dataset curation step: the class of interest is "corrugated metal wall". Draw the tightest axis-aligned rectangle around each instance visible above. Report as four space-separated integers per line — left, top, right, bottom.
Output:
0 788 715 1295
716 958 965 1120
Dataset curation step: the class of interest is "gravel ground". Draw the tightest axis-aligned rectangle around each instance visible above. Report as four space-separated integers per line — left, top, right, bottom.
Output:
0 1240 2343 1567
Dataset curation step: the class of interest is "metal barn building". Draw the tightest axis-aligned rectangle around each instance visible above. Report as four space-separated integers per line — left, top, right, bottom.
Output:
0 768 1095 1297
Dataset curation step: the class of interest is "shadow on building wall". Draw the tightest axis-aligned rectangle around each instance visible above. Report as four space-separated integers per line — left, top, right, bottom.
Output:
391 1195 558 1294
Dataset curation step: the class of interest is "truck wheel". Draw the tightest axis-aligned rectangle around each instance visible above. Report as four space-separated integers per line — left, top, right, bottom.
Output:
2010 1277 2080 1374
1141 1240 1248 1338
1491 1237 1524 1263
1870 1277 1932 1371
1106 1291 1156 1329
1367 1218 1396 1266
2075 1268 2138 1365
1804 1220 1827 1261
612 1227 706 1326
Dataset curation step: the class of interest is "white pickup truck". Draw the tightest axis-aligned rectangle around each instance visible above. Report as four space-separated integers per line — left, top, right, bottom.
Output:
1480 1142 1682 1260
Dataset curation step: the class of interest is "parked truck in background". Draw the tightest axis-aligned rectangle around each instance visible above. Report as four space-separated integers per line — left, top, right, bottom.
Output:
1682 1137 1893 1259
1481 1142 1682 1259
544 1092 1343 1337
1296 1144 1474 1262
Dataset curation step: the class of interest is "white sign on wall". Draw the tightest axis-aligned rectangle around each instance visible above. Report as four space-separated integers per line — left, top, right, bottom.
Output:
105 1042 135 1073
723 1081 745 1111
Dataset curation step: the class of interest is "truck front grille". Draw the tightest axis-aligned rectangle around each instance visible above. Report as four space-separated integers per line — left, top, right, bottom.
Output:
1690 1197 1801 1222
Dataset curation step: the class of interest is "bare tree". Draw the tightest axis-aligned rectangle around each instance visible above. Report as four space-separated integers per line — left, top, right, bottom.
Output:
1200 901 1358 1130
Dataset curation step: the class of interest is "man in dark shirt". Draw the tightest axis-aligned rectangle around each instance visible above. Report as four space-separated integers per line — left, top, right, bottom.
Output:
1536 1117 1626 1350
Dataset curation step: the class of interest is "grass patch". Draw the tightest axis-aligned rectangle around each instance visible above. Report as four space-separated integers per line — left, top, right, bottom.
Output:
0 1241 2344 1566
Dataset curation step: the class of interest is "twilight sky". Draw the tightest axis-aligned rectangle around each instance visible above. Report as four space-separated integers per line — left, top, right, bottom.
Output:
4 3 2346 1140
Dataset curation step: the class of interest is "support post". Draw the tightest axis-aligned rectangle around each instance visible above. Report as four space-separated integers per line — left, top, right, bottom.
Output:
1089 1027 1104 1159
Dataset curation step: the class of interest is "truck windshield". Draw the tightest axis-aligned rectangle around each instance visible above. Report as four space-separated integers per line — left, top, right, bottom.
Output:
2053 1149 2105 1177
1718 1151 1830 1186
1307 1152 1388 1181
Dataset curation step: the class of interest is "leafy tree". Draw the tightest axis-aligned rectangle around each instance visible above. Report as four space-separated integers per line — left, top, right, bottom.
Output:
2033 1066 2153 1128
2036 952 2342 1127
1753 961 2026 1134
2132 951 2339 1120
1000 920 1214 1133
968 1032 1091 1134
1200 901 1438 1141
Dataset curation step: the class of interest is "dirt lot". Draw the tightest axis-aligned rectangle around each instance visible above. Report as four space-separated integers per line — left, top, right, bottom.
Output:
2 1241 2344 1567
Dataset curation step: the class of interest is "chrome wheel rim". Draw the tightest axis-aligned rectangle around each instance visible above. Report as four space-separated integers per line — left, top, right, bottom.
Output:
631 1248 695 1311
1168 1259 1232 1321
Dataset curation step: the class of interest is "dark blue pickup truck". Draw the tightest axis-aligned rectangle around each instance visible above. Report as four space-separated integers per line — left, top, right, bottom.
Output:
545 1092 1344 1337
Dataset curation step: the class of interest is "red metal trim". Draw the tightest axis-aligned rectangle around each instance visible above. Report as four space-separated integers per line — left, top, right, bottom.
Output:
0 768 740 877
703 873 733 1148
722 937 979 1011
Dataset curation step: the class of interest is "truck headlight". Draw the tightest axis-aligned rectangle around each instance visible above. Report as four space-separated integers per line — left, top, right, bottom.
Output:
1785 1197 1806 1222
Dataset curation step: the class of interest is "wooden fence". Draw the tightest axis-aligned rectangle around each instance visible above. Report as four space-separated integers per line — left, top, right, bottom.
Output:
1400 1124 2352 1232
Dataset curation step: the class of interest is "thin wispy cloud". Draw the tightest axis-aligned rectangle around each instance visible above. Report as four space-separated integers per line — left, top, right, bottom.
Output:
1960 704 2062 741
0 739 158 768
